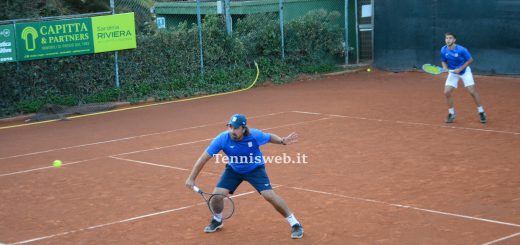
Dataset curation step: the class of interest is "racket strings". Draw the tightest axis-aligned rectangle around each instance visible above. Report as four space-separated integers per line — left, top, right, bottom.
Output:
209 195 234 219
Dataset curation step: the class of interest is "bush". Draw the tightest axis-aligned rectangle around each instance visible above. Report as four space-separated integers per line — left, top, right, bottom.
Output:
0 10 344 118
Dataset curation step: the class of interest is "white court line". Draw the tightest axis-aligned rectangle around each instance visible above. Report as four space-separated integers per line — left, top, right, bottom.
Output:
13 204 193 244
110 156 190 171
482 231 520 245
0 112 288 160
292 110 520 136
10 205 194 244
290 186 520 228
109 156 217 176
111 138 214 157
10 186 281 244
0 157 101 177
0 116 331 177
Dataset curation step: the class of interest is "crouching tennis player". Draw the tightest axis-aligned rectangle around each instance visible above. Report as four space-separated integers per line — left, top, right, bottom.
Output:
185 113 304 239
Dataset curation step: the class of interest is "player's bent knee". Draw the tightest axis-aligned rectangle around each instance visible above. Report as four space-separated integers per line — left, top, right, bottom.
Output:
444 87 455 97
465 86 477 94
260 190 277 201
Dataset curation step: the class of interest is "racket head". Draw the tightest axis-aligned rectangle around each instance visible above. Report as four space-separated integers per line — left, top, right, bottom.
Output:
422 64 443 75
208 194 235 220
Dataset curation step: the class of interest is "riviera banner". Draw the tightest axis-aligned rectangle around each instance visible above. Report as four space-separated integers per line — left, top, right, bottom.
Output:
13 12 135 62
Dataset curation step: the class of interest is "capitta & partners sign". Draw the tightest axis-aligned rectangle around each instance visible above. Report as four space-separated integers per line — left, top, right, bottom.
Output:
1 12 136 63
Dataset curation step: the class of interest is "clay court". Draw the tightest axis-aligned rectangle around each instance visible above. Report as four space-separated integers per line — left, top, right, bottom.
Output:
1 70 519 244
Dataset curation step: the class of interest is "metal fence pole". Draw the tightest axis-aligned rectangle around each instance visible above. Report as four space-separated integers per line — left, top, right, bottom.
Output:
344 0 349 65
12 20 21 71
196 0 204 74
371 0 374 62
354 0 359 64
279 0 285 60
224 0 232 35
110 0 120 88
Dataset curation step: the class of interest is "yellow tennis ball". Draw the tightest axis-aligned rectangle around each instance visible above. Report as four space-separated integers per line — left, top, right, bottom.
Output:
367 68 372 72
53 160 62 168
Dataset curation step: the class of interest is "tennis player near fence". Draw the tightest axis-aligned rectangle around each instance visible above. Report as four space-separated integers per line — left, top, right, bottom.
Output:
441 32 487 123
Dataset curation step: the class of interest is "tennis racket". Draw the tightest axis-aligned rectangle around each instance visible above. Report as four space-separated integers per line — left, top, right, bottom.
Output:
192 186 235 220
422 64 453 75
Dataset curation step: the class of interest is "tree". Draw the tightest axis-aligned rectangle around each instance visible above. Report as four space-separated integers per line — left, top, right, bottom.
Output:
0 0 110 21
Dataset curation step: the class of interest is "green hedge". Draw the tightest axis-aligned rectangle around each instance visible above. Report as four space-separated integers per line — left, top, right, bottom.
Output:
0 10 343 118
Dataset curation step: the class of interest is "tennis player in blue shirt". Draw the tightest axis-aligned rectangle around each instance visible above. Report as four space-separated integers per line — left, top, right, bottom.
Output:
441 32 487 123
185 113 304 239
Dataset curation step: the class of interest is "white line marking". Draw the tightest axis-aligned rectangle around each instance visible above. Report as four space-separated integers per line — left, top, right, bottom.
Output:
291 110 520 135
482 231 520 245
0 116 329 177
0 112 288 160
109 156 217 176
290 186 520 228
261 117 335 130
0 157 101 177
112 138 215 157
11 205 194 244
110 156 189 171
10 186 281 244
291 111 321 115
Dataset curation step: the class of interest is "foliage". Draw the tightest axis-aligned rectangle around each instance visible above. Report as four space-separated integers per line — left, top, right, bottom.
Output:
0 10 344 118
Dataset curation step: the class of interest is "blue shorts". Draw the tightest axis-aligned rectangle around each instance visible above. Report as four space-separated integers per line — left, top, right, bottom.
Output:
216 164 272 194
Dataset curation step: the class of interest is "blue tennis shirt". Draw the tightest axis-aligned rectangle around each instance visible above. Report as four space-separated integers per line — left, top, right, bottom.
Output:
441 44 472 75
206 128 271 174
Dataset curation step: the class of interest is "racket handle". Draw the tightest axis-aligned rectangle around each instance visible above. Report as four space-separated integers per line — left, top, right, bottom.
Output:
192 186 201 193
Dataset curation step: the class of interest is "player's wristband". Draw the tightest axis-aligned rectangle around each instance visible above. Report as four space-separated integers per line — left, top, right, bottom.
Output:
281 137 286 145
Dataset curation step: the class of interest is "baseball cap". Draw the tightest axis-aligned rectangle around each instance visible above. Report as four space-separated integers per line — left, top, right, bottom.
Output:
227 113 247 128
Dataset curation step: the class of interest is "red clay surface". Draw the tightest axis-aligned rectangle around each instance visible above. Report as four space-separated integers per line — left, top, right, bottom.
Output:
1 69 519 244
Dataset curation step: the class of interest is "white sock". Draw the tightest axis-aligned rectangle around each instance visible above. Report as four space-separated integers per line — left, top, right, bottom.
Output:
286 213 300 226
448 108 455 115
477 106 484 113
213 213 222 222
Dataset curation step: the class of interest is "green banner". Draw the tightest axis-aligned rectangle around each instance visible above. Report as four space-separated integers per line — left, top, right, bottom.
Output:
0 24 17 63
16 18 94 61
92 13 136 53
12 13 136 62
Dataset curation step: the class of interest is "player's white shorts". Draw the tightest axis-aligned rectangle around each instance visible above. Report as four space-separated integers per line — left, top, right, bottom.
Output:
445 66 475 88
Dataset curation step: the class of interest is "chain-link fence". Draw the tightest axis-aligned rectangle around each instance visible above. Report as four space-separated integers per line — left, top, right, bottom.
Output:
0 0 374 119
115 0 372 85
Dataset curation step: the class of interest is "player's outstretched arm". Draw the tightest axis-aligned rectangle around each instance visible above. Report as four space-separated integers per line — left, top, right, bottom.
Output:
269 132 298 145
185 152 212 189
